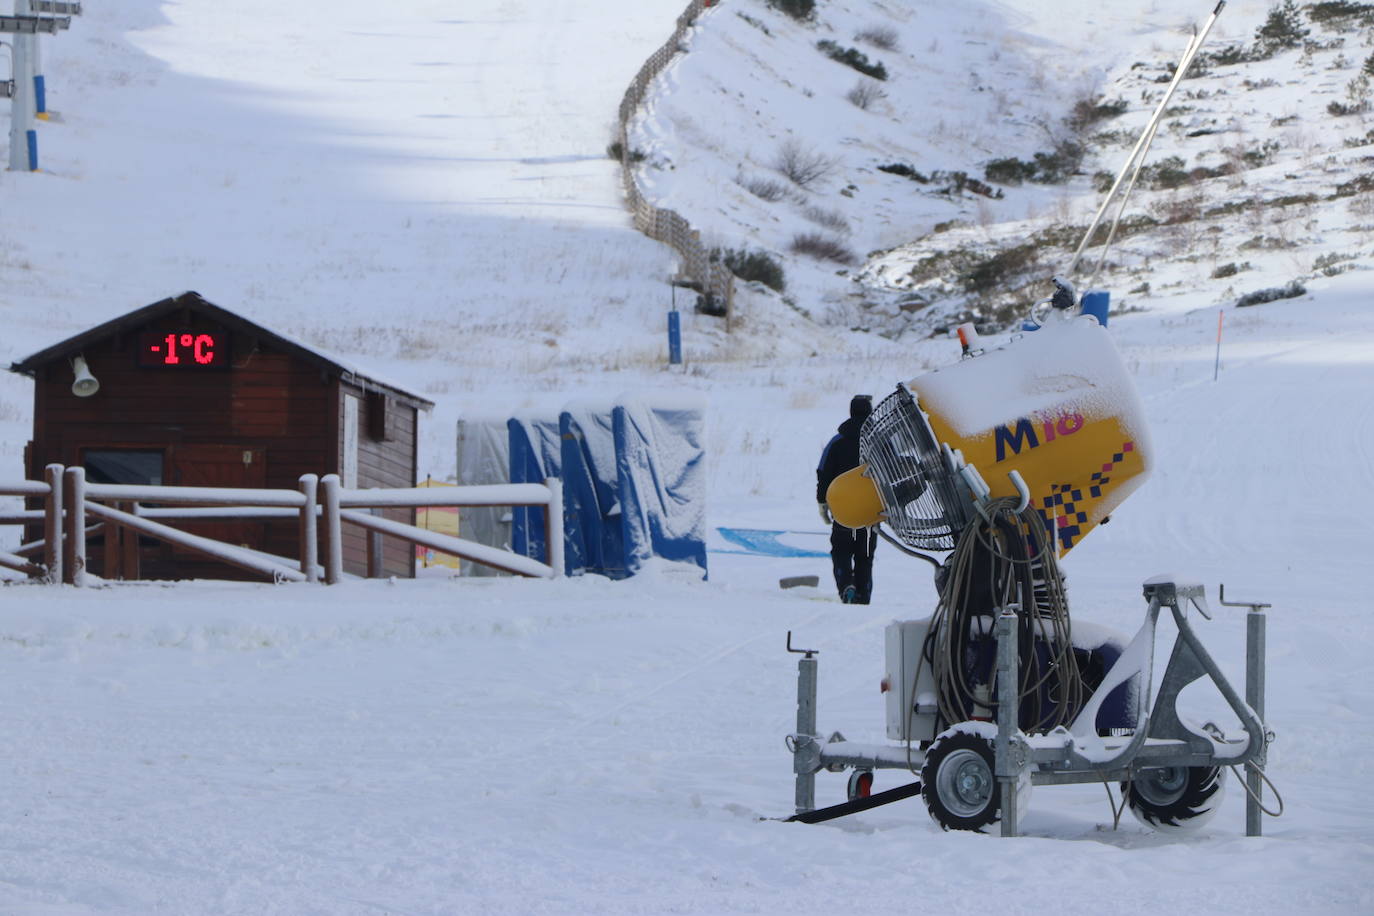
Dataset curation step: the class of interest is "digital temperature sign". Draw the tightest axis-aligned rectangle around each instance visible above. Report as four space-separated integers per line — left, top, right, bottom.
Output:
137 330 230 368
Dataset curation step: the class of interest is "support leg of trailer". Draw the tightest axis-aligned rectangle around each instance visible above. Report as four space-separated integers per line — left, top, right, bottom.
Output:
794 653 818 815
995 608 1020 838
1246 606 1266 837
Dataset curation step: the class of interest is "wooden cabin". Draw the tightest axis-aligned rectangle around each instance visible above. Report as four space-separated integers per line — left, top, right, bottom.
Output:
8 291 434 581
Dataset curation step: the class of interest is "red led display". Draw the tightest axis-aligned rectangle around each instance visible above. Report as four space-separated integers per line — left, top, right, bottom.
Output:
136 330 230 368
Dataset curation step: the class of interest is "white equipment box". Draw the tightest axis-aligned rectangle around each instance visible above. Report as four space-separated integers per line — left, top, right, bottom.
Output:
884 618 939 743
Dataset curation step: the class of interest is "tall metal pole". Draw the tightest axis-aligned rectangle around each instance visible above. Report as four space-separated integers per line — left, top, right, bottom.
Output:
17 0 44 119
7 3 34 170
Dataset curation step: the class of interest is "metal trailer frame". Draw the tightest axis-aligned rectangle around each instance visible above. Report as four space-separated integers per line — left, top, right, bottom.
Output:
787 576 1273 836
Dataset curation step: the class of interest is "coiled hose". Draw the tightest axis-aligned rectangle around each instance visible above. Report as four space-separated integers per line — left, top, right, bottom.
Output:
926 496 1086 734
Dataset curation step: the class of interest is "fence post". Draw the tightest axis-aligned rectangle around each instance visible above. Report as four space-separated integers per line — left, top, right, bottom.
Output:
103 502 128 580
298 474 319 582
62 466 86 586
321 473 343 584
724 271 735 333
544 476 564 578
43 463 63 583
122 502 141 579
367 503 383 578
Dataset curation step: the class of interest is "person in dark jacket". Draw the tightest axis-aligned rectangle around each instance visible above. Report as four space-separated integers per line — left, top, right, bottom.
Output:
816 395 877 604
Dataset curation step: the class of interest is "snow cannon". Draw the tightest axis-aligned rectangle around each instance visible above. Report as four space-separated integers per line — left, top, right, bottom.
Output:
827 311 1152 557
786 287 1275 839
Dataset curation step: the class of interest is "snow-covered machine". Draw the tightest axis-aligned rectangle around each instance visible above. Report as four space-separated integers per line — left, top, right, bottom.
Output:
783 285 1277 837
781 1 1279 839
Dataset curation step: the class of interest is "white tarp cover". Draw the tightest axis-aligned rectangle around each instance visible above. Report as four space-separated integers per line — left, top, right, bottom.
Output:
455 417 511 577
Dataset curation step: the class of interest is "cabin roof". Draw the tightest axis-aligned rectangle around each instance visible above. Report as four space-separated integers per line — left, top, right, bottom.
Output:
7 291 434 409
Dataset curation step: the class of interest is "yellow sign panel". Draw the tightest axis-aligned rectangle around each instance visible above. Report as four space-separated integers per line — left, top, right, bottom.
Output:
415 478 461 569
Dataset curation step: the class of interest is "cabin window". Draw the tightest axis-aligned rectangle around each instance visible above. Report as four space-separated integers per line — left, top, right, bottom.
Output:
83 449 165 486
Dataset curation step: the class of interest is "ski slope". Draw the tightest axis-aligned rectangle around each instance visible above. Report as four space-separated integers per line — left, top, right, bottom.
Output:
2 1 1374 913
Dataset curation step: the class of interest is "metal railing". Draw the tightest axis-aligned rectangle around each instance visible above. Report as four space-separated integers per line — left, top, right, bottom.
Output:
0 465 564 586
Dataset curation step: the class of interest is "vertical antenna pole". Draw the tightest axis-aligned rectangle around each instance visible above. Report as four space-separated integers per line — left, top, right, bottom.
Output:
1214 309 1224 381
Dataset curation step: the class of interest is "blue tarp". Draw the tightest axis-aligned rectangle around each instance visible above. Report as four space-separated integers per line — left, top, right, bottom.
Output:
508 414 562 564
560 406 627 579
506 399 706 579
614 400 707 577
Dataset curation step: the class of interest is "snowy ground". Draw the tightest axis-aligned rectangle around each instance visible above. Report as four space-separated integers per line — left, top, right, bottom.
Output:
2 0 1373 913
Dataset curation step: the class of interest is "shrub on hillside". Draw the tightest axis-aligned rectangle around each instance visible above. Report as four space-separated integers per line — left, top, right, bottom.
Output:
802 205 851 234
983 140 1084 187
736 173 790 202
1067 97 1129 132
961 243 1040 295
790 233 856 265
767 0 815 20
1236 280 1306 307
878 162 930 183
1195 43 1257 70
773 139 840 189
855 25 899 51
985 157 1038 186
1328 99 1367 116
846 79 886 110
817 40 888 80
1314 252 1357 275
1210 261 1250 279
715 248 785 292
1307 2 1374 26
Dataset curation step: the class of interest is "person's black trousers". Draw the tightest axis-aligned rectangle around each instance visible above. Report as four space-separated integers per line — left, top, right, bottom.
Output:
829 523 876 604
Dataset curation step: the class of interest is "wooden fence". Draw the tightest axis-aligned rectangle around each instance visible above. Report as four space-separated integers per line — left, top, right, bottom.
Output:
616 0 735 329
0 465 563 586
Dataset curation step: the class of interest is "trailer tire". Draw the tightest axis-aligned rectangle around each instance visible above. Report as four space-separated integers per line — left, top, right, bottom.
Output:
921 729 1000 832
1124 765 1227 832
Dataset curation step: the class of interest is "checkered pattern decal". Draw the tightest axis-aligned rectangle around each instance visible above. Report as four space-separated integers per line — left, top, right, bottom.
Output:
1039 441 1135 551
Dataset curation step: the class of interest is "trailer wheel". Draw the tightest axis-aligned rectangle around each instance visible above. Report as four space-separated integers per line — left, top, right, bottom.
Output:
921 730 1000 832
1124 765 1227 832
847 769 873 801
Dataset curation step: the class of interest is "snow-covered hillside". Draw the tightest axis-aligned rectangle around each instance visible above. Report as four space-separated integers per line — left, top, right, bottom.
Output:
634 0 1373 337
1 1 1372 913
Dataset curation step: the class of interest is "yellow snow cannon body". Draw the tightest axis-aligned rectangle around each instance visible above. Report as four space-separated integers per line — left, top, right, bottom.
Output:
827 314 1151 556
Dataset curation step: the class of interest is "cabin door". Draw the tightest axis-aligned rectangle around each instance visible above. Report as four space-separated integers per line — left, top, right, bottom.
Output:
168 444 267 551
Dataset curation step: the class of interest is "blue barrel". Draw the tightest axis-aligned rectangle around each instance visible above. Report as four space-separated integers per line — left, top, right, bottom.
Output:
1080 289 1110 326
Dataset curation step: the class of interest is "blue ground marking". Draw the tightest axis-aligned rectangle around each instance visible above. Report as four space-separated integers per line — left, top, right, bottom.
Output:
712 527 828 558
